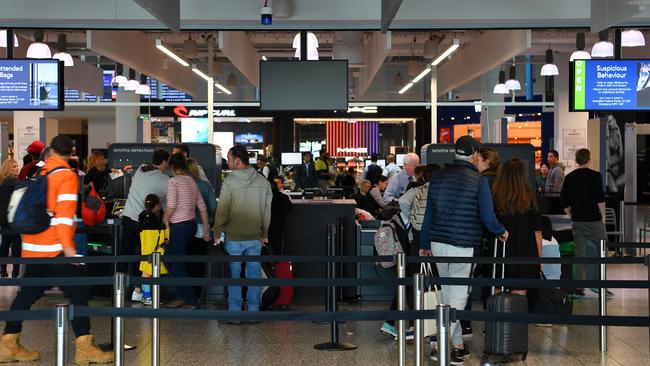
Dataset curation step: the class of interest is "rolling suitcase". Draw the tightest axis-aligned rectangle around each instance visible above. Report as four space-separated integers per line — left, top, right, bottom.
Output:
483 239 528 363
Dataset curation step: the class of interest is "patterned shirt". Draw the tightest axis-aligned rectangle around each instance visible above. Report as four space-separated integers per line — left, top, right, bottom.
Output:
167 175 207 224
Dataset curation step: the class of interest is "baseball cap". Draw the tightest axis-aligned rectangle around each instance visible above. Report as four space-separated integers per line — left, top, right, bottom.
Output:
27 140 45 155
455 135 481 156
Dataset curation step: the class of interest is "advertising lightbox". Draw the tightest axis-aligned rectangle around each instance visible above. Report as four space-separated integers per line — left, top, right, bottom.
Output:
0 59 64 110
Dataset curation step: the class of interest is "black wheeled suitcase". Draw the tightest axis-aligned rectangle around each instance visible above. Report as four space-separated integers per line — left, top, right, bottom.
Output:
483 239 528 363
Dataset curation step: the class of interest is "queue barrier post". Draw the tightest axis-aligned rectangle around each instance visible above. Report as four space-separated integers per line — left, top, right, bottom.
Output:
599 240 607 353
152 252 161 366
397 252 406 366
55 304 68 366
313 224 356 351
113 272 126 366
646 255 650 354
413 273 425 366
436 304 451 366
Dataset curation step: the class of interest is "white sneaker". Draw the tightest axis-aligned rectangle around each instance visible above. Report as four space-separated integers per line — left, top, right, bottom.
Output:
131 290 143 302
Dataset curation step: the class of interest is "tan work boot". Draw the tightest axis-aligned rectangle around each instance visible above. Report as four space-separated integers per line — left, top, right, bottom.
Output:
74 335 114 365
0 333 40 362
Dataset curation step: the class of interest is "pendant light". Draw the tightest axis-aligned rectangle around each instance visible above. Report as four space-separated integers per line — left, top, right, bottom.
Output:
51 34 74 67
406 37 419 77
124 69 140 91
183 34 198 59
394 70 405 87
622 29 645 47
504 63 521 91
591 30 614 58
227 72 237 87
570 32 591 61
493 70 508 94
422 33 437 59
540 49 559 76
111 64 128 87
135 74 151 95
0 30 18 48
26 30 51 59
212 55 221 76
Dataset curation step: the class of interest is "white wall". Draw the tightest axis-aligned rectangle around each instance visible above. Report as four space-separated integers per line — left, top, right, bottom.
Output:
88 117 115 155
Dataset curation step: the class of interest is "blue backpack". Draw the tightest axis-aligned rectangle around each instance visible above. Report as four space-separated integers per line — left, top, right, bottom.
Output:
7 166 67 234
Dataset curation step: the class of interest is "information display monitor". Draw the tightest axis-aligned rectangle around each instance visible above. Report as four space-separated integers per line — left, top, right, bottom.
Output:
571 59 650 111
281 152 303 165
0 59 64 110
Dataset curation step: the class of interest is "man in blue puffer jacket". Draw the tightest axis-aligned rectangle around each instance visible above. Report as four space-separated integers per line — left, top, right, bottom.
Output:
420 135 508 365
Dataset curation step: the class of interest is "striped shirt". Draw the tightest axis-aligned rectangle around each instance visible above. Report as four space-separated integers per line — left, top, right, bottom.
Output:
167 175 207 224
21 156 78 258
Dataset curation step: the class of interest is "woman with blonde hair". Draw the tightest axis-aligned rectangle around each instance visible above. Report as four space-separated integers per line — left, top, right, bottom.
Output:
84 151 110 196
0 159 21 277
491 158 543 296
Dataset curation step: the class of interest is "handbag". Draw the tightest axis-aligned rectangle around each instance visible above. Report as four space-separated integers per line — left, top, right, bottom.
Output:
421 263 443 337
528 272 573 315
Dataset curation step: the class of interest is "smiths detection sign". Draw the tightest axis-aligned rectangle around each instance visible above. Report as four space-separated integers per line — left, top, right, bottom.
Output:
173 105 236 118
573 59 650 111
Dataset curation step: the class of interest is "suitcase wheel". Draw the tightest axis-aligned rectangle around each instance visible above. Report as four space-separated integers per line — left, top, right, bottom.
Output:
522 352 528 361
481 353 489 362
501 355 509 363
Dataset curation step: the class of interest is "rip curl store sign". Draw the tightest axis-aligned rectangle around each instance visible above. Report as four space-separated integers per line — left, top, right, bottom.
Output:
173 105 236 118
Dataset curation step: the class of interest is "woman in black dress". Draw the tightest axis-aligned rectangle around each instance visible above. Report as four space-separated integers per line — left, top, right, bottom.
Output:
491 158 543 296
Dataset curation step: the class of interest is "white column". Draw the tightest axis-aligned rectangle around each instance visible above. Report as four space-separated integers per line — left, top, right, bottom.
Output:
207 76 214 144
88 117 116 155
13 111 43 167
115 89 139 143
554 52 588 171
430 66 437 144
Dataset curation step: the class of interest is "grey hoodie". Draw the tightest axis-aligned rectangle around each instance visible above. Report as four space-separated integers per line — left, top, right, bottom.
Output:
213 167 272 241
123 164 170 221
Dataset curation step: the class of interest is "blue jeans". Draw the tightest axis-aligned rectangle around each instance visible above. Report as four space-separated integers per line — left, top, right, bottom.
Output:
224 240 262 312
165 221 198 306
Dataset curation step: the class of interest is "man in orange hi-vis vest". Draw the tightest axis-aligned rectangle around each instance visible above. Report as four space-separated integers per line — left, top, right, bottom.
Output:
0 136 114 364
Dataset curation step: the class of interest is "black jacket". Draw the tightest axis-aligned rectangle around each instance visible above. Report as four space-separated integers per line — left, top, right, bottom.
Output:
295 162 318 189
0 177 17 226
268 189 293 254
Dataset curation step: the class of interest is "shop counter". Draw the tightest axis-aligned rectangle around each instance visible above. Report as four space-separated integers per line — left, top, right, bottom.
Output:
283 199 357 301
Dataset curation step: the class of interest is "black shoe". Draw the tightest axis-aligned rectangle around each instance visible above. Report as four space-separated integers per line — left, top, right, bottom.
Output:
430 349 465 365
163 300 184 309
461 326 473 338
453 346 470 359
218 320 243 325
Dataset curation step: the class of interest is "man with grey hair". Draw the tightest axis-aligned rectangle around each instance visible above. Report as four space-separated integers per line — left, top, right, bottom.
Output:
383 152 419 204
420 135 507 364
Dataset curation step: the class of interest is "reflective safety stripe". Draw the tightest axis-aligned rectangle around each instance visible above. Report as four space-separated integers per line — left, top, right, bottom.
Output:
57 194 78 202
51 217 74 226
21 242 63 252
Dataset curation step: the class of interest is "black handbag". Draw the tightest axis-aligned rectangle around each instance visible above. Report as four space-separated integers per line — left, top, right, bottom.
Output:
528 272 573 315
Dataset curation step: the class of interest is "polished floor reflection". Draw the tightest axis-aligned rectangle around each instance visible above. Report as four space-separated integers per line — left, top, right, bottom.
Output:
0 262 646 365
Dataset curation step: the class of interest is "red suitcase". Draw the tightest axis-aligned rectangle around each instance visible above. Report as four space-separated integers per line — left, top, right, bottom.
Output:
273 262 294 309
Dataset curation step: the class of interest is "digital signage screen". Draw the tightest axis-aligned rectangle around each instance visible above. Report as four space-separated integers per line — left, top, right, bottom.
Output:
180 118 208 143
0 59 64 110
571 59 650 111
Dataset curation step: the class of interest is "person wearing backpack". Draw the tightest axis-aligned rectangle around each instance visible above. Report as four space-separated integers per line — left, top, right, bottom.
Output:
0 135 114 364
0 159 21 278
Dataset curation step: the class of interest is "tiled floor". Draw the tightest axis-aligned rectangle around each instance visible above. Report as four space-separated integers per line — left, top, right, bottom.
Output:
0 262 647 365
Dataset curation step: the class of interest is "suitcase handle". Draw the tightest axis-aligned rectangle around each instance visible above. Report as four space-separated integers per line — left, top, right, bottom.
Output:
491 238 506 295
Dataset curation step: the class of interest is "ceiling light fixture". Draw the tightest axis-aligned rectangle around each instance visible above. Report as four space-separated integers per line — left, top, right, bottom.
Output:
0 30 18 48
111 64 128 87
591 30 614 58
505 63 521 91
570 32 591 61
293 32 319 60
215 83 232 95
261 55 268 61
431 39 460 66
135 74 151 95
540 49 559 76
124 69 140 91
227 72 237 87
422 33 437 59
52 34 74 67
26 30 51 59
212 55 221 76
493 70 508 94
192 64 212 82
183 34 198 59
411 67 431 84
155 39 190 67
621 29 645 47
398 82 414 94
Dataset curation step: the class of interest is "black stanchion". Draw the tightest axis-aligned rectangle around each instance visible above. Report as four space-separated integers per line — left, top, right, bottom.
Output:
313 224 356 351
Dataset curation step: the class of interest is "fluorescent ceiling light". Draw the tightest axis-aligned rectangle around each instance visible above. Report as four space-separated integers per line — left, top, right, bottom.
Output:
570 50 591 61
261 55 268 61
412 67 431 83
431 39 460 66
192 65 212 82
155 39 189 67
591 30 613 58
398 82 414 94
622 29 645 47
0 30 18 48
215 83 232 95
52 52 74 67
